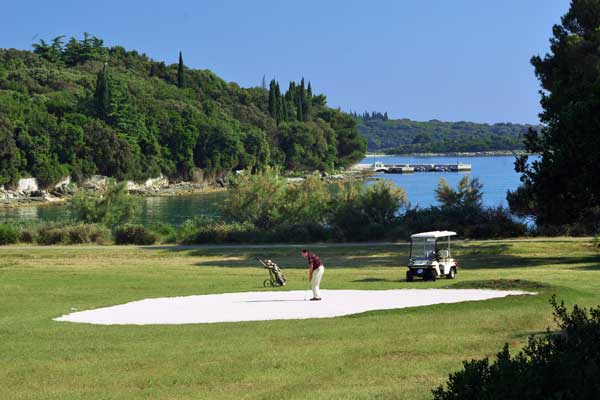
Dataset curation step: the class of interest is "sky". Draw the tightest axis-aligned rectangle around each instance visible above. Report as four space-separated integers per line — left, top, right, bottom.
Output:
2 0 570 124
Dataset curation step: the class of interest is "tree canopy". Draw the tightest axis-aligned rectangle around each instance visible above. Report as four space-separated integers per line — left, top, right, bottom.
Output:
0 34 366 187
354 112 535 153
510 0 600 229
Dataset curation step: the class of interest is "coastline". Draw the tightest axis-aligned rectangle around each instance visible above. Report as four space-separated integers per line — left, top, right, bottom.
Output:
0 184 227 209
367 150 534 158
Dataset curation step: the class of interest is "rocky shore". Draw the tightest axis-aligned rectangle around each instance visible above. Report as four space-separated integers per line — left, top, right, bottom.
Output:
0 175 222 209
0 170 364 209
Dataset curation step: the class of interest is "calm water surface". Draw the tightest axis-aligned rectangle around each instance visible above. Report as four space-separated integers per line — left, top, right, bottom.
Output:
363 155 534 208
0 191 226 226
0 155 533 225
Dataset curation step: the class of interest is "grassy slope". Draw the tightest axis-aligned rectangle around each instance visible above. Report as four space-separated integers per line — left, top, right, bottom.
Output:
0 240 599 399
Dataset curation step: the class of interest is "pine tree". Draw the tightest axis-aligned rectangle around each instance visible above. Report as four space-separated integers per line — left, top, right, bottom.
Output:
177 51 185 88
94 64 111 120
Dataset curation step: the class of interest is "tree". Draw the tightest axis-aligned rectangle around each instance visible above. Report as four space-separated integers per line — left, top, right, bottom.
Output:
0 116 23 186
510 0 600 228
177 51 185 88
69 181 141 228
94 65 111 121
436 176 483 210
268 79 277 118
32 35 64 63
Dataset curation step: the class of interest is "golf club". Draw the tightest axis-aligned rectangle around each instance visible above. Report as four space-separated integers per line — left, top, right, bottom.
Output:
304 278 311 301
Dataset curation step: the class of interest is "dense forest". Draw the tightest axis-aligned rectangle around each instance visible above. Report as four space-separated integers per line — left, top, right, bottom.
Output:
353 112 536 153
0 34 366 188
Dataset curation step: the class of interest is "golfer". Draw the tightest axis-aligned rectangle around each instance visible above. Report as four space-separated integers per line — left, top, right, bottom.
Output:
301 249 324 301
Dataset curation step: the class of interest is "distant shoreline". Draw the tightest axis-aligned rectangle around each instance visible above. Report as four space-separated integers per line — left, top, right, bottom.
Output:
365 150 534 158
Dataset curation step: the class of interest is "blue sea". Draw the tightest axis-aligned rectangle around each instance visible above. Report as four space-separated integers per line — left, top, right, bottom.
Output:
362 155 534 208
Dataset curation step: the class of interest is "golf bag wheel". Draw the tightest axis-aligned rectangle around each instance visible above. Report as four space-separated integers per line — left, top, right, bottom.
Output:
446 267 456 279
406 270 414 282
428 269 438 282
263 279 272 287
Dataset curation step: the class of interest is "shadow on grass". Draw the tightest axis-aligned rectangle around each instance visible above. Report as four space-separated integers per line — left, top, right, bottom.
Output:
575 264 600 271
140 242 600 272
444 279 550 291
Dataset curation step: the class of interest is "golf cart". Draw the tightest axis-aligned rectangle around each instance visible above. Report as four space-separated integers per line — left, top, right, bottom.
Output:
406 231 458 282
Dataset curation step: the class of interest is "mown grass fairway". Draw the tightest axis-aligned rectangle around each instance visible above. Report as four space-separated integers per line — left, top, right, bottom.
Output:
1 239 599 399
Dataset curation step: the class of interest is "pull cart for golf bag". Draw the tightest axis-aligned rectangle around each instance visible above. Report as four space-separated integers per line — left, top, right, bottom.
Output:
256 257 287 287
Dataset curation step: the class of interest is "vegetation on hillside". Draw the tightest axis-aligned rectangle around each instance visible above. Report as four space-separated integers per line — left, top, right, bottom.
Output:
353 111 535 153
0 33 366 188
510 0 600 233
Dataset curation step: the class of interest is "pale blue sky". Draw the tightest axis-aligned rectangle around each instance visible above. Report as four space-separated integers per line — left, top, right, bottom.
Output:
2 1 569 124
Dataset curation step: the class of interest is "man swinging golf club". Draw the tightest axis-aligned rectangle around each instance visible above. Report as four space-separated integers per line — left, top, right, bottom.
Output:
301 249 324 301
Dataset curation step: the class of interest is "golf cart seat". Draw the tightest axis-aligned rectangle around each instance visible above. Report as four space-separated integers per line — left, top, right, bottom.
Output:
438 249 449 259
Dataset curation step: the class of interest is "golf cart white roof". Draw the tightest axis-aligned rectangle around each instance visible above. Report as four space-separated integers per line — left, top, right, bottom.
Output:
410 231 457 239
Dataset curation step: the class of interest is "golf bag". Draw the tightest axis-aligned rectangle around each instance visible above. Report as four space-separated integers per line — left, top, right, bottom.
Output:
256 257 287 287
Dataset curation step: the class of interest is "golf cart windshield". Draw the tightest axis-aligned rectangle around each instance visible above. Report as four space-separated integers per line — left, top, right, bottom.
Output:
411 237 437 260
409 231 456 260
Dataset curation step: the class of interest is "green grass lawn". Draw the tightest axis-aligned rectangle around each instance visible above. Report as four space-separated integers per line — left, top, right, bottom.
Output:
1 239 599 399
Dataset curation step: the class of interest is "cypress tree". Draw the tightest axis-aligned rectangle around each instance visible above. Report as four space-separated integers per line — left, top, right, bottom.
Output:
177 51 185 88
268 80 277 118
281 96 288 122
296 92 303 121
299 78 308 121
275 83 283 124
94 64 111 120
307 81 313 97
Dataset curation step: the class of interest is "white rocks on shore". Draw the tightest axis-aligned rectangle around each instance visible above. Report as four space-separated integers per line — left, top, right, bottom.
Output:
0 174 216 208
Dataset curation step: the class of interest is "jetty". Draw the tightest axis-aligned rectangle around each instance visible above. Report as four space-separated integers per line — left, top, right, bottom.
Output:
352 161 472 174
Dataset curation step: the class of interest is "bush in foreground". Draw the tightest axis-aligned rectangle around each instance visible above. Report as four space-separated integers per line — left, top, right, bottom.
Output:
433 296 600 400
114 225 156 245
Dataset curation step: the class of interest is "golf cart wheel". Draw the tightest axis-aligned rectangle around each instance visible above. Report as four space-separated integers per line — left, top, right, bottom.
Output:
429 270 438 282
447 267 456 279
263 279 272 287
406 270 414 282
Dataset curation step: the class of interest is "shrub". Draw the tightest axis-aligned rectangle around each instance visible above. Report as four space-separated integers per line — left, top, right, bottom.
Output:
114 225 156 245
177 218 254 244
0 223 18 245
36 223 111 245
433 296 600 400
400 204 528 240
223 167 287 229
66 224 110 244
148 222 177 244
329 180 407 240
69 181 141 228
36 224 67 245
18 228 35 243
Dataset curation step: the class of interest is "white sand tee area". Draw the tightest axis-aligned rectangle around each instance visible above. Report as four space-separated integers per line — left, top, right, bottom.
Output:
54 289 534 325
